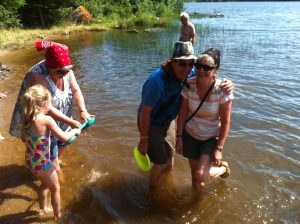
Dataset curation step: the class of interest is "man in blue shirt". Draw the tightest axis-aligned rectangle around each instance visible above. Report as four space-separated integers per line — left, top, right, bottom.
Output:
137 41 197 187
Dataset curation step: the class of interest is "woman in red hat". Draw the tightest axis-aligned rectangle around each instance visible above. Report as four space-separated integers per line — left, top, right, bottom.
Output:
10 41 93 171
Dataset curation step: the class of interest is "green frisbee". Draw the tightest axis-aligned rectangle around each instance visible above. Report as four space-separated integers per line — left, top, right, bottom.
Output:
133 146 151 172
63 117 96 146
81 116 95 130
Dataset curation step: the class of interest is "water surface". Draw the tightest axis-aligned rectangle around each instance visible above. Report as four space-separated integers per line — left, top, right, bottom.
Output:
0 2 299 223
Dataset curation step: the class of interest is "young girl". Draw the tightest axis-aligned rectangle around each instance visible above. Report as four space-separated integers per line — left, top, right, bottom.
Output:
22 84 80 219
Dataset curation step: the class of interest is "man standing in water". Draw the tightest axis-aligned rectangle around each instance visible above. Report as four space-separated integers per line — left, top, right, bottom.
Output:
137 41 233 188
138 41 197 188
179 12 196 45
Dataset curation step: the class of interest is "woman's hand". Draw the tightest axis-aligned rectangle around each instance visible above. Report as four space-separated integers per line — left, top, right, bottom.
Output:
220 79 234 95
176 137 183 154
80 111 93 122
212 150 223 166
138 139 148 156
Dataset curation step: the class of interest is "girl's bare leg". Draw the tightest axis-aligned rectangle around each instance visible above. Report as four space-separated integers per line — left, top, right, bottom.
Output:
38 182 49 210
38 169 61 218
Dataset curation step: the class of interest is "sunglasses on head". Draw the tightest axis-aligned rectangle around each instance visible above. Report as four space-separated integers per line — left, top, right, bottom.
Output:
195 63 217 71
176 61 195 68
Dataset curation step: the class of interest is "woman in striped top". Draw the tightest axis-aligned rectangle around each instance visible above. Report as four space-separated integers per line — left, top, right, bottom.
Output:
176 48 233 189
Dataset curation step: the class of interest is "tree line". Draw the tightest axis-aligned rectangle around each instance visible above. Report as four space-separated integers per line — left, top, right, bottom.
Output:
0 0 184 29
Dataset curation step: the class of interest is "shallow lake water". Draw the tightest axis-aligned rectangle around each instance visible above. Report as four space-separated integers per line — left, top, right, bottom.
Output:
0 1 299 223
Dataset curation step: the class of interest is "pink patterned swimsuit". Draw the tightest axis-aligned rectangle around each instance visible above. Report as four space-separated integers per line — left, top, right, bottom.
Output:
25 131 53 173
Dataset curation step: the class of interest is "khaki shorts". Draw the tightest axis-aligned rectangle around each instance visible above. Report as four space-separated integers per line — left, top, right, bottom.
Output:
138 119 176 165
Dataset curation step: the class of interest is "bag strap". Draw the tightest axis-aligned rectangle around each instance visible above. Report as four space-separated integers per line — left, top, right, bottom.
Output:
185 81 215 124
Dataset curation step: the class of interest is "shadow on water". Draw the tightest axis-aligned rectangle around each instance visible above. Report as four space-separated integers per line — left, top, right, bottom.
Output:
60 169 231 224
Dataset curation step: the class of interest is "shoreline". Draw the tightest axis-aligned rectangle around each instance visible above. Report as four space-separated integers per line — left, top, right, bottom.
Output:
0 24 110 54
0 25 109 80
0 14 173 54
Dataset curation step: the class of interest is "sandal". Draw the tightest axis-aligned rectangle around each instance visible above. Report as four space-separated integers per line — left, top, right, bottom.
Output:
219 161 230 178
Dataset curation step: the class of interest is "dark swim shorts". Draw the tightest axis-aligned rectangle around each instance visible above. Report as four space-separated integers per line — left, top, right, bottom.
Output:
182 130 217 160
147 120 176 164
137 116 176 165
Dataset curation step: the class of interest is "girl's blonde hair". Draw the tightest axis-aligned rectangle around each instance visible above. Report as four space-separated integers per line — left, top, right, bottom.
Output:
22 84 51 131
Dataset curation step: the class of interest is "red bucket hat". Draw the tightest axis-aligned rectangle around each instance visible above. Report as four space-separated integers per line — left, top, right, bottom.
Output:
36 41 72 69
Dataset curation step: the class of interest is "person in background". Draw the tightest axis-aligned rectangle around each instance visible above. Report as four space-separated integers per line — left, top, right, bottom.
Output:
22 85 80 219
179 12 196 45
176 48 233 190
10 41 93 171
137 41 233 188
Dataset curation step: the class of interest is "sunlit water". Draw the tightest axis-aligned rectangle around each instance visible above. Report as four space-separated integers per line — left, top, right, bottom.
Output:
0 2 299 223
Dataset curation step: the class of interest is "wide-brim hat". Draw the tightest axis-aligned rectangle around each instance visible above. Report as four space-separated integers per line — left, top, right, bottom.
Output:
171 41 197 60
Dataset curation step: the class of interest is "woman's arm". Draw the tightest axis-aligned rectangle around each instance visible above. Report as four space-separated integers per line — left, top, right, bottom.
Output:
69 70 93 121
176 98 189 154
212 100 232 165
45 116 81 142
137 105 153 155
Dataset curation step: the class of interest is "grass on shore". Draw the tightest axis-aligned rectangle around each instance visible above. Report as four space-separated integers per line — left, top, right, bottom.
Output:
0 15 174 51
0 24 110 51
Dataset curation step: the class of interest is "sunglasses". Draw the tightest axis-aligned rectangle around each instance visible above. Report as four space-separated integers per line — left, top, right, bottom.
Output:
176 61 195 68
195 63 217 71
55 69 70 76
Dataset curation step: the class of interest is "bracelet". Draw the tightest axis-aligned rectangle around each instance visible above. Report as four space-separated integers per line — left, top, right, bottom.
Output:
140 136 148 140
216 146 223 152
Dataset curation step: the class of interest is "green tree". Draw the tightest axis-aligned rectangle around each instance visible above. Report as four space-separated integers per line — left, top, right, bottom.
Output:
20 0 74 27
17 0 184 28
0 0 25 28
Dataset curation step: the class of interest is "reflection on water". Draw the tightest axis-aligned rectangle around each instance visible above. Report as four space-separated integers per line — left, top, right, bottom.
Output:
0 1 299 223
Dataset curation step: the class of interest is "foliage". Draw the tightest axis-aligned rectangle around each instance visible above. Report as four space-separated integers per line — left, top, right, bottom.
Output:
2 0 184 28
19 0 74 28
0 0 25 28
31 0 185 27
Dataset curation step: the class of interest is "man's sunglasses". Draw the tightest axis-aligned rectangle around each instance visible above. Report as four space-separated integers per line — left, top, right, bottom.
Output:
177 61 195 68
195 63 217 71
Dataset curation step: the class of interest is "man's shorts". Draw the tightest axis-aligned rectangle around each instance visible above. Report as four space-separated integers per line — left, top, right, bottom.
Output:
50 140 64 160
182 130 217 160
147 120 176 164
138 116 176 165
